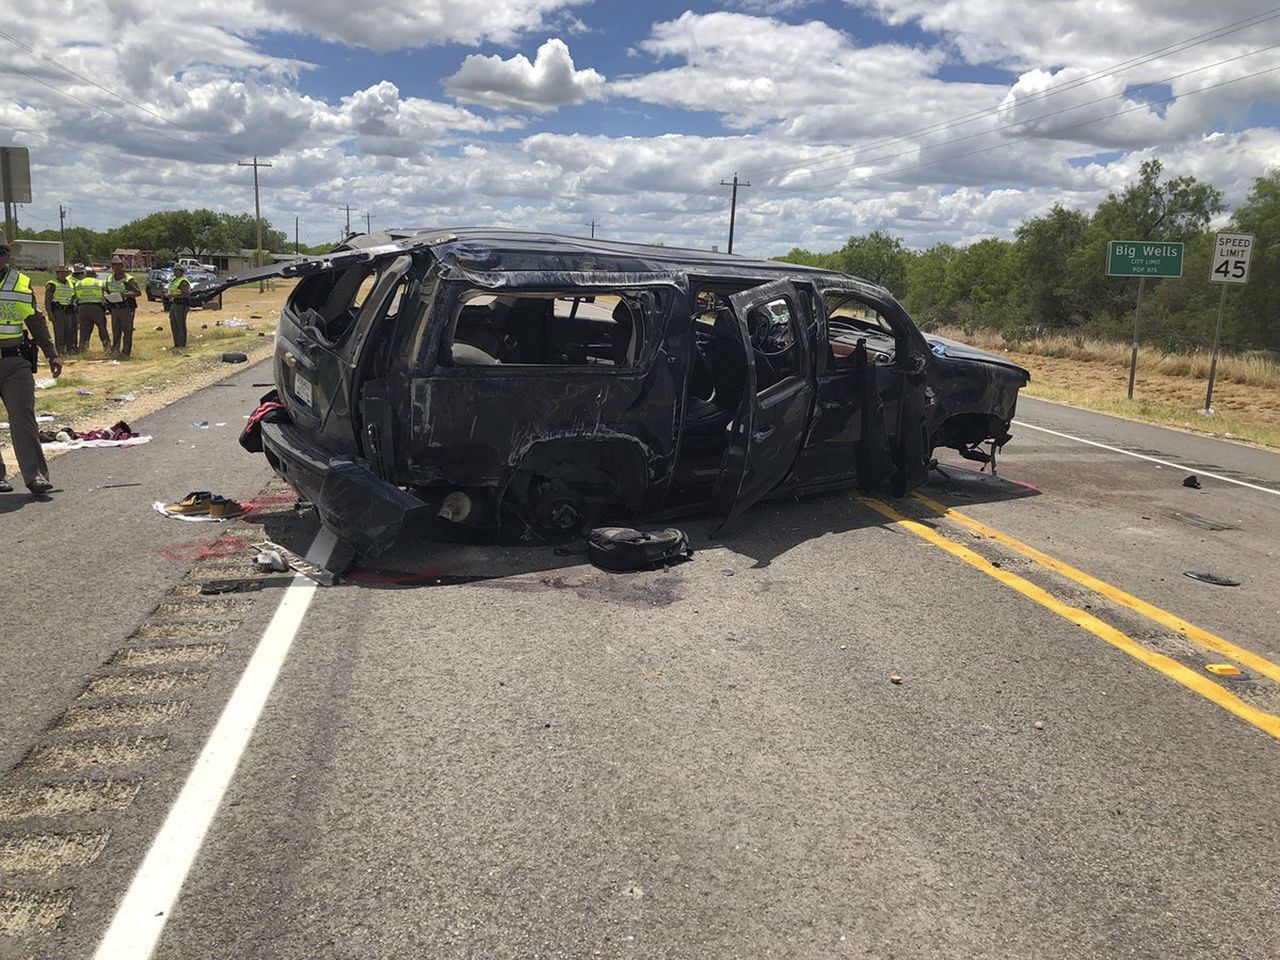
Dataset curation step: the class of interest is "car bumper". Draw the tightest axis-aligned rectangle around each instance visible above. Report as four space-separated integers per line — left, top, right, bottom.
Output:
260 421 426 558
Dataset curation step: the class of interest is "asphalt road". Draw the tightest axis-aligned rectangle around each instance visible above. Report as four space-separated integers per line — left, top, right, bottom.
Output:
3 383 1279 959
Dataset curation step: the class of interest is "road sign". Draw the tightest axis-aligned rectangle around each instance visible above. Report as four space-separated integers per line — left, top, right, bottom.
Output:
1107 240 1184 277
0 147 32 203
1209 232 1254 284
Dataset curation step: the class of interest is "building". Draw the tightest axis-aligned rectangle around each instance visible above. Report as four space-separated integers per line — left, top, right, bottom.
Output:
110 248 155 269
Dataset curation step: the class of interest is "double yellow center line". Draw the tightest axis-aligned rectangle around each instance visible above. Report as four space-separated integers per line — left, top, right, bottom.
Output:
857 493 1280 741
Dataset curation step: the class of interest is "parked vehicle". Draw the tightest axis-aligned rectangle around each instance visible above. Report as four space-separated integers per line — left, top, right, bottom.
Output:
146 266 222 308
145 267 171 302
176 256 216 273
219 229 1030 562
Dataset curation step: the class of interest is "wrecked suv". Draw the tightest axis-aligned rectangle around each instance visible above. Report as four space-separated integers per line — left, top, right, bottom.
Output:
225 229 1029 560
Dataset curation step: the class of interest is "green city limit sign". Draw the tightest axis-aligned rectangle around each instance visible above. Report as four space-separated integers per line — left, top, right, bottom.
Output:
1106 240 1184 277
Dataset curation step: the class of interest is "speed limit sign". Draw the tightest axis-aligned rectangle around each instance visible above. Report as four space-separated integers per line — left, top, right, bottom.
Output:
1209 233 1254 284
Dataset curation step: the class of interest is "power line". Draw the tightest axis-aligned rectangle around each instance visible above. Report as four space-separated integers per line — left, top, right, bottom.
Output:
653 6 1280 215
766 40 1280 188
0 62 234 164
765 62 1280 198
740 4 1280 183
0 27 237 156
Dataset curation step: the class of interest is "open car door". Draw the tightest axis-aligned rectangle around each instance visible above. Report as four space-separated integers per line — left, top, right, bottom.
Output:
712 279 815 532
813 277 931 496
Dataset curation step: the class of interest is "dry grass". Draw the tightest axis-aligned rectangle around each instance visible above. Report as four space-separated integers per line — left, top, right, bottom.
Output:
932 325 1280 449
21 282 293 429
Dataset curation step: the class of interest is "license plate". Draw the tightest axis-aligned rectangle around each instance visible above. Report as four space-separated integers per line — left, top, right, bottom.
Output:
294 374 313 407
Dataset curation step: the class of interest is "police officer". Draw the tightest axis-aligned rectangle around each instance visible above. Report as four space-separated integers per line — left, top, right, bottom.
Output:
75 263 109 353
104 256 141 357
44 264 79 355
0 241 61 495
165 263 192 350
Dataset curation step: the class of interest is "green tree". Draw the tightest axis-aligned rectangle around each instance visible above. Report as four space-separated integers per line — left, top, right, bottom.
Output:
943 238 1016 327
1013 205 1092 328
832 230 908 294
1226 169 1280 350
902 243 957 324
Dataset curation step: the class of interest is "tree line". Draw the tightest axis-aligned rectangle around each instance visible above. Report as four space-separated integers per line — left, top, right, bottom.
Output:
14 209 333 267
777 161 1279 355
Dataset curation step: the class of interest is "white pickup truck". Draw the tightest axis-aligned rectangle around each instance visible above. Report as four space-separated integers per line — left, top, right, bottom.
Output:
176 257 216 273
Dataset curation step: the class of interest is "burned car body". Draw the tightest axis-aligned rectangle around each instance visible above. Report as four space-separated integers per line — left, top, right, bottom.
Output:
222 229 1029 559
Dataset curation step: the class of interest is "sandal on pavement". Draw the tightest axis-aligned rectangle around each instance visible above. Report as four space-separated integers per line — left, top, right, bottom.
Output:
208 495 249 519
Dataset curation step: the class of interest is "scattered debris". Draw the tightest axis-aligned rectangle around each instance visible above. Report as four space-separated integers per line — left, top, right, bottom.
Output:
201 577 291 595
1184 571 1241 587
254 549 289 573
221 352 248 363
154 492 249 522
587 527 692 571
192 420 209 429
76 389 92 397
1033 720 1044 730
154 324 164 331
889 675 903 684
1182 475 1201 489
1206 663 1244 677
34 378 57 389
255 539 338 587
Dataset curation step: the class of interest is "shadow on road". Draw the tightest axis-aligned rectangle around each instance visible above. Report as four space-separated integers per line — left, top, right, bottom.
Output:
273 465 1041 589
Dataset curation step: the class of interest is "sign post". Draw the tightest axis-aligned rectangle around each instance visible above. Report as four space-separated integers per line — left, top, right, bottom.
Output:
1106 240 1184 399
1203 232 1254 414
0 146 33 244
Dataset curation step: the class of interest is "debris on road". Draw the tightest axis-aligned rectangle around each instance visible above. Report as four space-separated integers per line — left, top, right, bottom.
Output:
1184 571 1241 587
1033 720 1045 730
254 549 289 573
221 351 248 363
155 492 249 521
1183 475 1202 489
587 527 692 571
35 377 57 389
889 675 903 684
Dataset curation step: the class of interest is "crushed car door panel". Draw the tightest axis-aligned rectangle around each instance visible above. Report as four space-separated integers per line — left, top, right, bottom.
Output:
713 279 815 530
811 279 931 496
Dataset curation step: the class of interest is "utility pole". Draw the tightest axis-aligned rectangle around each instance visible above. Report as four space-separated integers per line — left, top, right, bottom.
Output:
237 155 273 291
365 211 373 234
295 215 299 255
719 172 750 255
59 204 67 260
586 219 599 239
345 204 352 236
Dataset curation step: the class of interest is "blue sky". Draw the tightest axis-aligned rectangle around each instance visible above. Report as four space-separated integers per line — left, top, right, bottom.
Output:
5 0 1279 253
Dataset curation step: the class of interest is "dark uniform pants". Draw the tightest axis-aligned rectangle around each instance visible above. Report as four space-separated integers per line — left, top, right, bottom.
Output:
110 306 136 356
52 306 78 354
168 300 190 348
78 304 109 352
0 354 51 489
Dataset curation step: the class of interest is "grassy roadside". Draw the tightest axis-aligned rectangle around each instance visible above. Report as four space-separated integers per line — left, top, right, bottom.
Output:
3 283 292 445
931 325 1280 450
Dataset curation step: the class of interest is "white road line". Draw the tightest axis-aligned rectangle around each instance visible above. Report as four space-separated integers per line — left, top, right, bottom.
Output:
1016 420 1280 497
94 560 326 960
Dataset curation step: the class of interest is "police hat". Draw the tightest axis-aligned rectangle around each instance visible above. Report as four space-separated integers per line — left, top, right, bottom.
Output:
172 262 186 270
111 255 125 265
72 263 86 273
55 264 70 272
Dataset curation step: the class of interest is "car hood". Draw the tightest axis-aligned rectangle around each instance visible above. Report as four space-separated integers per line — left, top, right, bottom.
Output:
924 334 1029 378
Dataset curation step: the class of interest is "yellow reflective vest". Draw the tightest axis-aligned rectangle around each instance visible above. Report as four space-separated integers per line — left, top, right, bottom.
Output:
76 275 105 304
167 276 190 298
105 274 137 305
49 277 77 306
0 268 35 341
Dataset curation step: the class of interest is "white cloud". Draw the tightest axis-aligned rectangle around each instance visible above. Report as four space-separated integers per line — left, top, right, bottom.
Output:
445 39 606 112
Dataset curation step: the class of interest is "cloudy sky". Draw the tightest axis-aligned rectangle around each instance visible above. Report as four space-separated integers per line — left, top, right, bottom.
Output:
3 0 1279 255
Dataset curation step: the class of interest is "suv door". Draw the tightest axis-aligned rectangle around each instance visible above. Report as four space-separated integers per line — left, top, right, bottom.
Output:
813 278 931 496
277 254 412 456
713 279 815 530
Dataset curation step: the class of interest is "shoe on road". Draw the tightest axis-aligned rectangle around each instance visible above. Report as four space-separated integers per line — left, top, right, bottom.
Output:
0 479 13 493
28 478 53 495
164 490 213 515
208 495 249 519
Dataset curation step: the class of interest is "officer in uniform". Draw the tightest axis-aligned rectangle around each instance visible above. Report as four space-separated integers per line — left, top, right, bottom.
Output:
165 263 192 350
75 263 110 353
104 256 142 357
44 264 79 354
0 241 61 495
